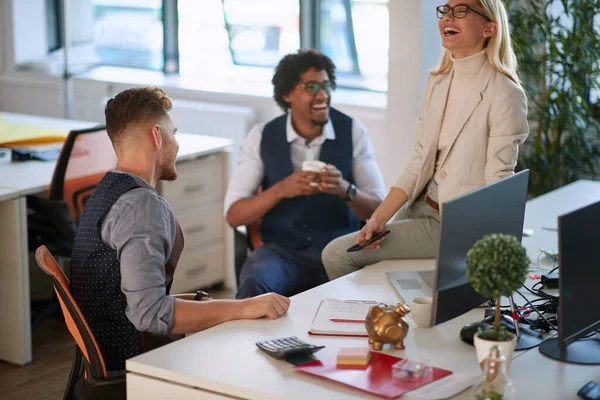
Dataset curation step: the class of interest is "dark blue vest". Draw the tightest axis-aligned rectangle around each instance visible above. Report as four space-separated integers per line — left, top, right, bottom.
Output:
70 172 142 372
259 107 360 251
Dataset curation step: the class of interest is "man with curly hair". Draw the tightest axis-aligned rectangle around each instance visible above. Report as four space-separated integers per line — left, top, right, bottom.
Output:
225 50 386 298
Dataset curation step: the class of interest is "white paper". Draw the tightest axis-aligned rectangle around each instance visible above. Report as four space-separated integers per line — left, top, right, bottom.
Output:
309 298 376 336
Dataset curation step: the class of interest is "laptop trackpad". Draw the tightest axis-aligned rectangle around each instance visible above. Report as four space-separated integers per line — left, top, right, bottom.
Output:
395 279 423 290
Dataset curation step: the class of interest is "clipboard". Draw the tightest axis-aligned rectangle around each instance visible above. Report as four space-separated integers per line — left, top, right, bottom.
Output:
308 298 378 337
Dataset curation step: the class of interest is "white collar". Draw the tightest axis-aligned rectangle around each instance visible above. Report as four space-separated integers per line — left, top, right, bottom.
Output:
286 110 336 143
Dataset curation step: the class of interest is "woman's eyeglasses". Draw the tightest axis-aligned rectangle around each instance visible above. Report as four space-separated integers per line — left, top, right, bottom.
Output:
436 4 490 20
300 81 333 96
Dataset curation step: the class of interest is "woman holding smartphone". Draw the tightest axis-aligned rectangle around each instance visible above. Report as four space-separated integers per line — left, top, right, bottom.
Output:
322 0 529 280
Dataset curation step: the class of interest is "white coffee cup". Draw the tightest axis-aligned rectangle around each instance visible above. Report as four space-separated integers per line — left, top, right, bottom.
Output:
410 296 433 328
302 160 326 187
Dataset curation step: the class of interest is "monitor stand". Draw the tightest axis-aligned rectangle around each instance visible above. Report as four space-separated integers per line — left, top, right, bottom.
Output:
481 314 544 351
539 335 600 365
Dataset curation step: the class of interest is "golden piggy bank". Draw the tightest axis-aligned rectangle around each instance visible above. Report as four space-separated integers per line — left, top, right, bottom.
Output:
365 303 411 350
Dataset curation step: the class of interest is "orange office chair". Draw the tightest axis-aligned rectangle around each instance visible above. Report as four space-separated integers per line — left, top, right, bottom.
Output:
35 245 126 400
28 127 116 328
28 126 117 256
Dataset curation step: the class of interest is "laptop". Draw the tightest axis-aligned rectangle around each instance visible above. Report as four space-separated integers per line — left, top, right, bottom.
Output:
387 170 529 325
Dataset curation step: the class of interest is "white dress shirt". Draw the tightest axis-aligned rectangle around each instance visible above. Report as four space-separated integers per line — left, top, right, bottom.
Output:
224 111 387 214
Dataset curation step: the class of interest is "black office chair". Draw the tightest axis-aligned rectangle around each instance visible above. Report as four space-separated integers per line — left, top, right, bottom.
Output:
27 126 116 327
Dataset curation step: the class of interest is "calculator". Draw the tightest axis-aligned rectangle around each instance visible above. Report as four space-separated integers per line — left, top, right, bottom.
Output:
255 336 324 360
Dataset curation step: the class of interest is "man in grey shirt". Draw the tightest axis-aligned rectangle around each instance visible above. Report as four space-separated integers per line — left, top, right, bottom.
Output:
70 87 290 371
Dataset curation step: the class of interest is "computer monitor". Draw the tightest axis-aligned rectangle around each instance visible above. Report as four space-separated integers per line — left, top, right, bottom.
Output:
387 170 530 326
432 169 530 325
539 200 600 365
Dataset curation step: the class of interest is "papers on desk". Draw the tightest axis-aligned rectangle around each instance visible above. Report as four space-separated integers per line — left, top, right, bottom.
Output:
0 116 69 147
309 298 377 337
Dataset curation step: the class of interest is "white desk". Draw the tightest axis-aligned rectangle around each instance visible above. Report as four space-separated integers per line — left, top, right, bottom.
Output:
0 112 232 195
126 180 600 400
0 187 19 202
0 112 234 365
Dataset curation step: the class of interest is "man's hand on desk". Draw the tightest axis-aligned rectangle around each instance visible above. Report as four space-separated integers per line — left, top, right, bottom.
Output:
241 293 291 320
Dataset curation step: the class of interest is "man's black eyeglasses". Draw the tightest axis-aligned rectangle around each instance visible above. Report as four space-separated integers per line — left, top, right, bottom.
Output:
436 4 490 20
300 81 333 96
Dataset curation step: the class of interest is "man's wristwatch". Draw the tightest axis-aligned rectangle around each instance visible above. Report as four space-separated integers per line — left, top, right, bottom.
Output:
344 183 357 202
194 290 211 301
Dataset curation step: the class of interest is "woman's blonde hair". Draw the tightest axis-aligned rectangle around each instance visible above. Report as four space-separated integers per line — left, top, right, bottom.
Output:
432 0 521 86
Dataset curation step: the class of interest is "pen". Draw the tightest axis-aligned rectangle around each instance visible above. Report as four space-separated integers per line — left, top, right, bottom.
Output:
344 300 377 304
330 319 365 323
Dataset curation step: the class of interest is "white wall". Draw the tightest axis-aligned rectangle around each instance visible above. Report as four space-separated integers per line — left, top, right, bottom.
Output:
383 0 444 186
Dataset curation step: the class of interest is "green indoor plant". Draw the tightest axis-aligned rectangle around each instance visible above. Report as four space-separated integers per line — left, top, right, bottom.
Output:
466 234 531 370
508 0 600 197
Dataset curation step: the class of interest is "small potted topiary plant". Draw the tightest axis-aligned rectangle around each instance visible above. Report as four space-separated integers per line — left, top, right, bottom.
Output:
466 233 531 370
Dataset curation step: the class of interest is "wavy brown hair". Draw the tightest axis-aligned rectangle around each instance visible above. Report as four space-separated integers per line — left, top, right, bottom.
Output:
105 87 172 143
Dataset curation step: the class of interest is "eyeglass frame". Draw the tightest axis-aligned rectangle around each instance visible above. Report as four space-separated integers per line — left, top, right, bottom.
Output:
299 81 334 96
436 3 491 20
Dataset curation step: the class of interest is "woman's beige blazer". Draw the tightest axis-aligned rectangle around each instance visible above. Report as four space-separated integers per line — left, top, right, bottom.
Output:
394 61 529 208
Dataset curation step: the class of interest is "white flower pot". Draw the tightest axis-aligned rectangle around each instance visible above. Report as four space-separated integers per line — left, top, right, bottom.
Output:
473 332 517 371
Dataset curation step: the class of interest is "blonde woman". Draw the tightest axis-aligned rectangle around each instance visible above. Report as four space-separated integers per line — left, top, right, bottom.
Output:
323 0 529 280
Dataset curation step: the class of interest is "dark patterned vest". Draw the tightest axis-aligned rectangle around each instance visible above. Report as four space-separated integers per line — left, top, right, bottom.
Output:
259 107 361 251
70 172 184 371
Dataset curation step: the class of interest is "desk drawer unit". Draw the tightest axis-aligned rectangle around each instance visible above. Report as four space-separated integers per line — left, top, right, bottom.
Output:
177 202 224 246
159 154 223 212
171 244 224 293
158 153 227 294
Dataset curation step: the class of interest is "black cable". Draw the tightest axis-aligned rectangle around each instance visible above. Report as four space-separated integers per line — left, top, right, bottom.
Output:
547 266 559 275
525 282 558 299
514 289 558 331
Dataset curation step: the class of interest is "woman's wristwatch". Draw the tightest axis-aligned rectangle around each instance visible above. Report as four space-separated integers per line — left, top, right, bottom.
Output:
194 290 211 301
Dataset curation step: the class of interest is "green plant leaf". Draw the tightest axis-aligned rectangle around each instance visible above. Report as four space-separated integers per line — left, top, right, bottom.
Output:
510 0 600 197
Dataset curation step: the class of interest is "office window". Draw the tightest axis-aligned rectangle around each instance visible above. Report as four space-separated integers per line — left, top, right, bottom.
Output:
178 0 300 76
33 0 389 91
224 0 300 67
177 0 232 76
319 0 389 91
46 0 62 53
92 0 164 70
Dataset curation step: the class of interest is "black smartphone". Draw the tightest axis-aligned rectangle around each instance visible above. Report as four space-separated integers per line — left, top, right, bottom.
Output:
347 230 391 252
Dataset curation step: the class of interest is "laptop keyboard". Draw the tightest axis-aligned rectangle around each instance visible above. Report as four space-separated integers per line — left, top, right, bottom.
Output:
418 270 436 289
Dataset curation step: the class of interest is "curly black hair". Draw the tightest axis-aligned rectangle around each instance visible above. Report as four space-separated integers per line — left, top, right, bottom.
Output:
272 49 337 111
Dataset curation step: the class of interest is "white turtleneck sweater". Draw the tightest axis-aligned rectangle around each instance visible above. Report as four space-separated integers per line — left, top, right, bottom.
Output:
426 49 487 202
